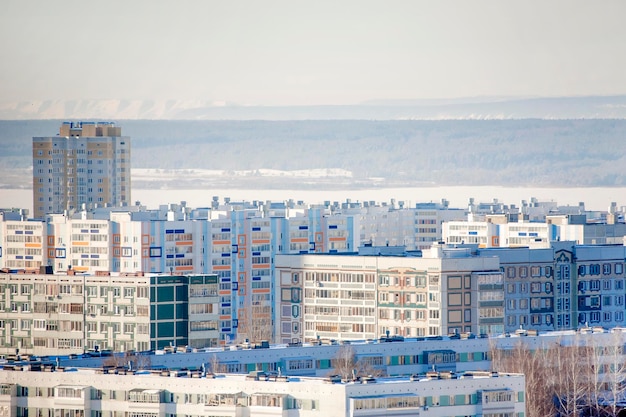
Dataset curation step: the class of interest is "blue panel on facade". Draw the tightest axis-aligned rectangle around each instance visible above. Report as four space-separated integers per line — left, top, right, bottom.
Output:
25 256 33 260
252 276 261 281
81 254 88 258
232 282 238 290
90 229 99 234
25 230 33 235
15 230 23 234
221 253 230 257
519 232 527 236
166 255 174 258
221 228 231 232
175 254 184 258
299 225 308 230
90 254 99 259
329 225 338 229
299 250 308 254
175 229 184 233
252 251 260 256
166 229 174 234
221 303 231 307
469 231 477 235
81 229 88 233
0 247 2 257
252 227 261 231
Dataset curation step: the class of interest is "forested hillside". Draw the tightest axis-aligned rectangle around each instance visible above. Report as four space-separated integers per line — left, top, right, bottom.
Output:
1 119 625 188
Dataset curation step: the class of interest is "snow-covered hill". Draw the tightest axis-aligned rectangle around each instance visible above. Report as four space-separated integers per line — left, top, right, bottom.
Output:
2 96 626 120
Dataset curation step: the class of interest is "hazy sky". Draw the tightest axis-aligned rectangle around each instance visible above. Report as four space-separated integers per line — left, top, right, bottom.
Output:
2 0 625 105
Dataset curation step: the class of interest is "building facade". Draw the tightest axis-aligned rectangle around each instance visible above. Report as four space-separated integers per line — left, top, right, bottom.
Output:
32 121 130 218
0 272 221 356
274 245 504 345
0 366 526 417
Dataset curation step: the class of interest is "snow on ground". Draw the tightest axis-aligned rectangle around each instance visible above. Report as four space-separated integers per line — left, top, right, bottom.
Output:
132 168 353 179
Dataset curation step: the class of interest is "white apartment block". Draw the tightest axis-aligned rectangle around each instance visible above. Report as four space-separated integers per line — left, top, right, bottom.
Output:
0 220 46 271
0 366 526 417
358 201 466 250
444 214 626 249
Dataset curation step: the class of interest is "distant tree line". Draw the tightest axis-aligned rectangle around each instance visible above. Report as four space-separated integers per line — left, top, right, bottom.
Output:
2 119 626 187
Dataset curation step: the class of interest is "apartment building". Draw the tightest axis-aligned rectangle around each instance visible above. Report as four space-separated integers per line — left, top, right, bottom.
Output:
32 121 130 219
274 245 503 344
0 219 46 270
358 200 466 250
0 272 220 356
443 214 626 249
0 366 526 417
478 243 626 333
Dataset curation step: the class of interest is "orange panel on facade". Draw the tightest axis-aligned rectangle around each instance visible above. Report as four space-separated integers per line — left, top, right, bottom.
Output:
213 265 231 271
290 238 308 243
175 266 194 271
25 243 41 248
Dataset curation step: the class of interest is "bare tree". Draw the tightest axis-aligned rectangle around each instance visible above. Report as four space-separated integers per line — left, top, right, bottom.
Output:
490 339 555 417
490 333 626 417
102 351 152 371
208 353 225 374
596 331 626 416
330 345 357 380
330 345 385 381
236 303 273 344
549 337 591 417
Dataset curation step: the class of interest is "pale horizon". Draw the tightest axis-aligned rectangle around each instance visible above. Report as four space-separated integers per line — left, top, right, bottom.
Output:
2 0 626 106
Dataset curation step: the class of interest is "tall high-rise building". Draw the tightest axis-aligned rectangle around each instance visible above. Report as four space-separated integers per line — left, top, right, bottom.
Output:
32 121 131 218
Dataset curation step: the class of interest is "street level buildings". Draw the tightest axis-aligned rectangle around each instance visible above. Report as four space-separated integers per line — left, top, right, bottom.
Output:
0 366 526 417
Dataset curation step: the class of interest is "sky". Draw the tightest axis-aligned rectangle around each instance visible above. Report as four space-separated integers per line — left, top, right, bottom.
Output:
2 0 626 106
